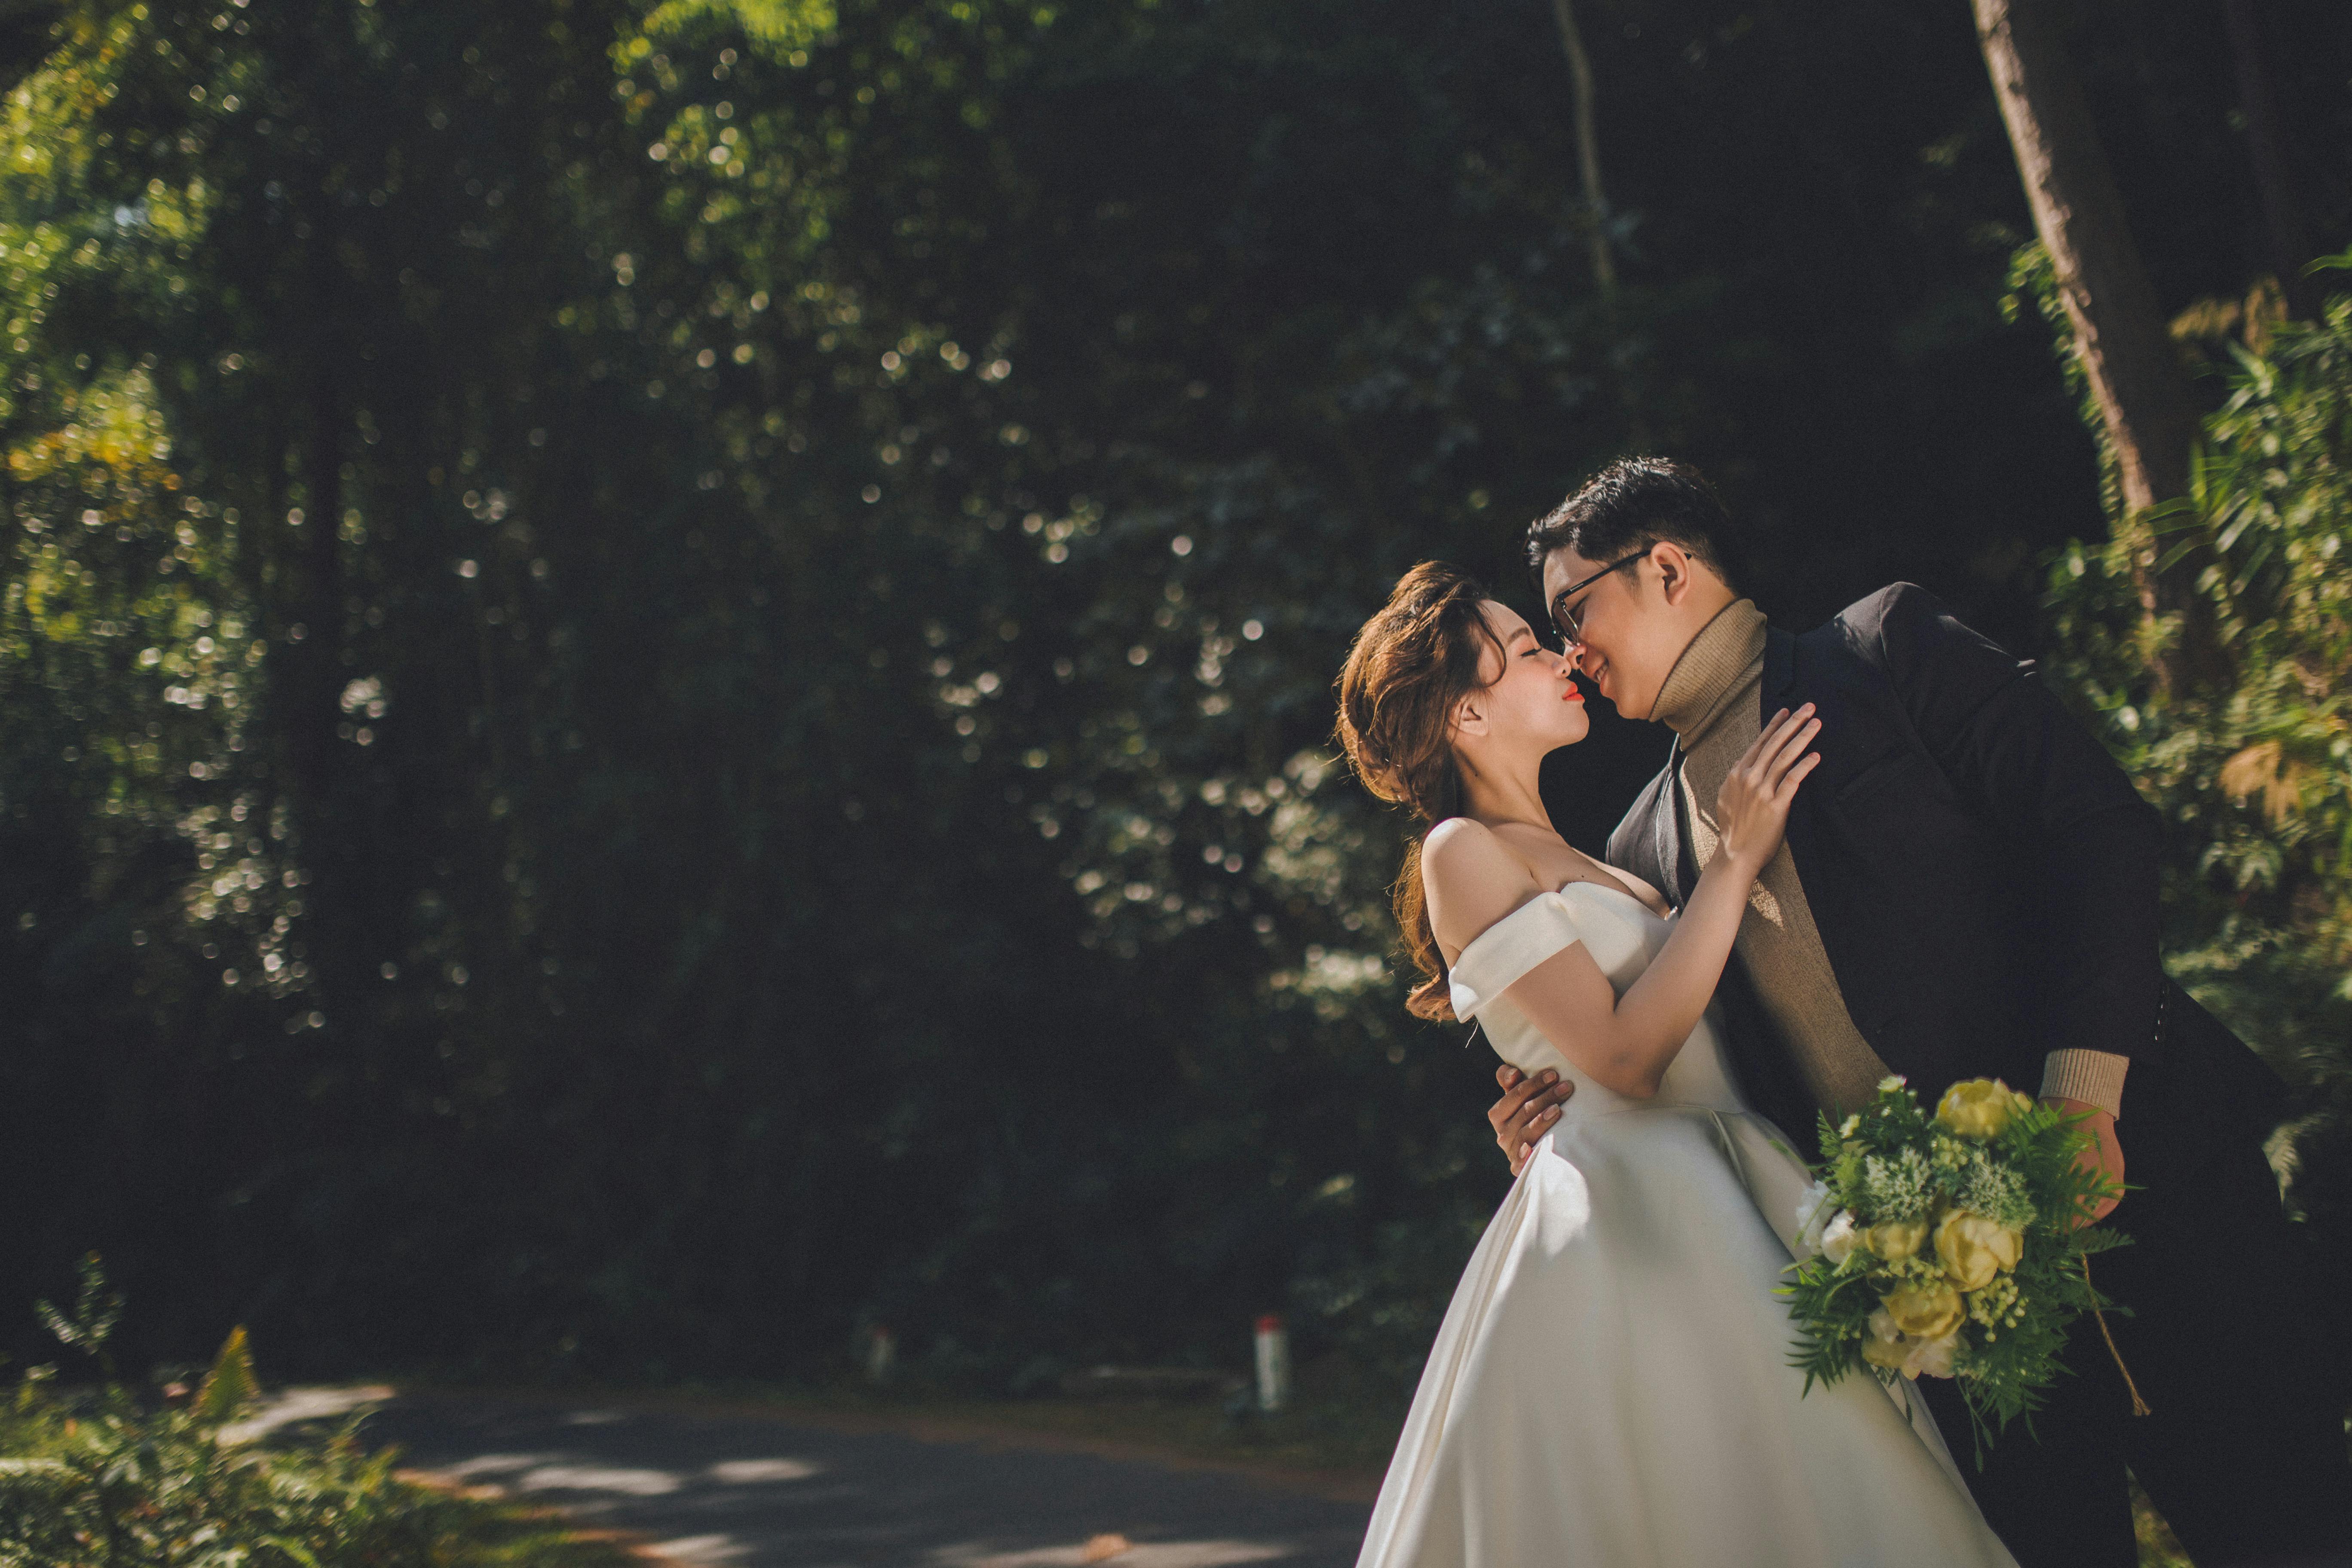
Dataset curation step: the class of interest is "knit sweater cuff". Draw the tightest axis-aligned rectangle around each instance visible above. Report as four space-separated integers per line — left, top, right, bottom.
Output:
2040 1049 2128 1120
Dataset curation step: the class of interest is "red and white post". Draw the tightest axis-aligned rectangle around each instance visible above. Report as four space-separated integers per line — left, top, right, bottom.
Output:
1253 1314 1290 1413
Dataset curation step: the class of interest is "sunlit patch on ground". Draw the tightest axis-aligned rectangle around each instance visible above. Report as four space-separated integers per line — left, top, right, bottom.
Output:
642 1533 755 1565
931 1540 1292 1568
217 1384 397 1445
360 1389 1369 1566
708 1458 827 1483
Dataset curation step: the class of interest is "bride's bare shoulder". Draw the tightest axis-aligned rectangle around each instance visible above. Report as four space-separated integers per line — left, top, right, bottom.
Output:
1422 818 1543 954
1422 816 1522 879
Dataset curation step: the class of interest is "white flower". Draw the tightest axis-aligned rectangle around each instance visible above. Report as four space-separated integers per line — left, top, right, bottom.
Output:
1908 1331 1960 1380
1795 1180 1835 1252
1820 1210 1859 1266
1862 1308 1960 1380
1838 1113 1861 1138
1860 1147 1938 1223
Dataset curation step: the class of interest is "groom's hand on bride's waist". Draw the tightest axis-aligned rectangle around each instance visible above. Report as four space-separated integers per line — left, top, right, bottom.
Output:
2044 1096 2125 1224
1491 1065 1575 1176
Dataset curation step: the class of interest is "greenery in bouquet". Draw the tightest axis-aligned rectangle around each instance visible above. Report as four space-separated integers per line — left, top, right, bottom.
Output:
1782 1077 2129 1456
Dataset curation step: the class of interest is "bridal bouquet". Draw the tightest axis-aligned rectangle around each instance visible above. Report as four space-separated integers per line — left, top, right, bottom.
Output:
1783 1075 2130 1452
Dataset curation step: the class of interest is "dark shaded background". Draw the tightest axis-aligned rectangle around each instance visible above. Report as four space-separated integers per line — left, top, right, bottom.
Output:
0 0 2344 1394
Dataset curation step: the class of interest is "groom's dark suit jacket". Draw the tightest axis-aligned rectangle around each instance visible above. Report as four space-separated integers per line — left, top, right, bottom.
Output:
1593 583 2283 1156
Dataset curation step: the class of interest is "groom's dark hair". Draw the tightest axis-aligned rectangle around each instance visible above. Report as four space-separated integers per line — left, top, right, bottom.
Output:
1525 456 1743 593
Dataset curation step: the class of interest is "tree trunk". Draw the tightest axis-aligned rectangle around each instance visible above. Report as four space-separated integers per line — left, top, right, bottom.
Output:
1549 0 1616 294
1971 0 2224 692
2220 0 2314 320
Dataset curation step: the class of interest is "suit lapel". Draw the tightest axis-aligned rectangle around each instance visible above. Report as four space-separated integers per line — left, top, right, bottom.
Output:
1714 622 1838 1134
1663 739 1699 906
1761 625 1819 874
1763 623 1798 706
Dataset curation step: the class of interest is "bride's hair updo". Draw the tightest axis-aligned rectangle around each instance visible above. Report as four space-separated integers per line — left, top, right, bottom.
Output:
1334 561 1505 1022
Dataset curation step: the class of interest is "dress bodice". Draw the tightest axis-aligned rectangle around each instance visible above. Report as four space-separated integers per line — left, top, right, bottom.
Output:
1448 879 1746 1118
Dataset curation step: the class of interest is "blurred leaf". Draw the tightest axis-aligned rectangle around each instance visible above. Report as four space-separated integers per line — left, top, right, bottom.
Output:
193 1324 258 1426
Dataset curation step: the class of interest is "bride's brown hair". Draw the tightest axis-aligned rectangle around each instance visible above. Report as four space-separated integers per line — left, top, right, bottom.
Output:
1334 561 1506 1021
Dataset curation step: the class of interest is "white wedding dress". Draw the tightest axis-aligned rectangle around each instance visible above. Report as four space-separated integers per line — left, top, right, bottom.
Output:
1355 881 2018 1568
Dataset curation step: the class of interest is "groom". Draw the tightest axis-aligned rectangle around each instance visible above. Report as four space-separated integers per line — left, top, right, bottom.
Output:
1485 458 2348 1568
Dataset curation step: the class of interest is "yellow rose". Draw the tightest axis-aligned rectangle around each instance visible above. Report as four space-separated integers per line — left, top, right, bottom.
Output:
1881 1280 1966 1341
1933 1208 2024 1292
1864 1218 1928 1262
1936 1078 2026 1140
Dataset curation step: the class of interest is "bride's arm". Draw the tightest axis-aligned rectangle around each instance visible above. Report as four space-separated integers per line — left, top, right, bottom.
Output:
1430 707 1819 1099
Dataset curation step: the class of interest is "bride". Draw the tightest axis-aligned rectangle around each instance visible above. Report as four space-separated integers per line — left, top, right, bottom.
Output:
1334 562 2016 1568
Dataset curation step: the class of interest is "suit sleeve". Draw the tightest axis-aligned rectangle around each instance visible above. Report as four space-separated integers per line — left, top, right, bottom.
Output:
1864 585 2164 1065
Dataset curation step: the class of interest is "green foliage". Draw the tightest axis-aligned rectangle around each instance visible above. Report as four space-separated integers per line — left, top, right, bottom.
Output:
34 1254 122 1382
2041 255 2352 1237
0 1273 627 1568
192 1324 257 1427
0 1396 631 1567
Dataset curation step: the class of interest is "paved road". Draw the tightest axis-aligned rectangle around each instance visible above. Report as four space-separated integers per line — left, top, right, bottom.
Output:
334 1390 1372 1568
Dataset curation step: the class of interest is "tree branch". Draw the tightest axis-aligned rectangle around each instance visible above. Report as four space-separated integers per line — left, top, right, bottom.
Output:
1550 0 1616 294
1972 0 2225 692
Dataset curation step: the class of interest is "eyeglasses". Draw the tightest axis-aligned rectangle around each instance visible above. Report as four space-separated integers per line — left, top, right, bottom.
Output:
1548 551 1647 646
